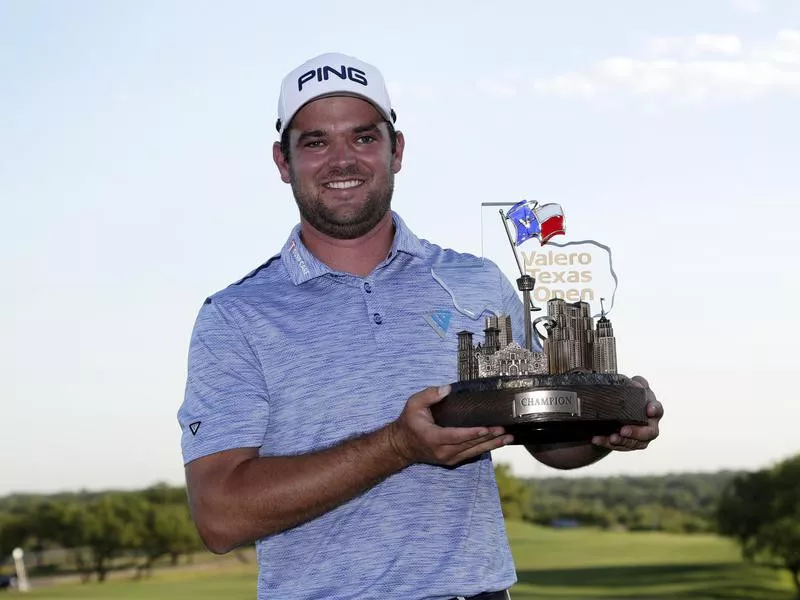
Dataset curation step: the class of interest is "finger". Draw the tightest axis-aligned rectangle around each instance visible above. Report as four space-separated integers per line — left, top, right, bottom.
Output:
611 437 648 451
593 433 649 451
449 434 513 463
435 426 500 446
619 425 659 442
592 435 632 450
607 433 649 451
429 431 506 464
631 375 650 389
647 399 664 419
455 429 508 448
410 385 451 408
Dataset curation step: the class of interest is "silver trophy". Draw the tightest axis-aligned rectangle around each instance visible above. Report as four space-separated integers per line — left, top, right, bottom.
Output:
431 200 648 445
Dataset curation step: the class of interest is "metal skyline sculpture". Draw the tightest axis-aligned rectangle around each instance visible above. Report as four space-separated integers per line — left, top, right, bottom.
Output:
431 200 648 446
456 296 618 382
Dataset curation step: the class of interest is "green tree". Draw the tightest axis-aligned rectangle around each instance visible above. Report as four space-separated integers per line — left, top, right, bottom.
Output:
22 499 76 570
137 502 202 574
34 500 94 581
140 483 189 506
717 454 800 594
0 512 26 564
494 463 531 521
79 493 148 582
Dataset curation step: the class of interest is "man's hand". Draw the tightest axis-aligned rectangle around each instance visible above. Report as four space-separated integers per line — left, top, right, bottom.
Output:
591 376 663 451
387 385 512 467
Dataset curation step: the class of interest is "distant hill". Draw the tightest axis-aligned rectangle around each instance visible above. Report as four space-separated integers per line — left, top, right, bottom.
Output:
521 470 744 533
0 472 742 535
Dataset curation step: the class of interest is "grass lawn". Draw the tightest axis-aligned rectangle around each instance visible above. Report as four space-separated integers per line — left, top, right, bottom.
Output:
506 521 796 599
23 522 797 599
26 558 257 599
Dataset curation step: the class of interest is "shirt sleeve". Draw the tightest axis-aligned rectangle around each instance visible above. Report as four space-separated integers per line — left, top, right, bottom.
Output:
178 297 270 464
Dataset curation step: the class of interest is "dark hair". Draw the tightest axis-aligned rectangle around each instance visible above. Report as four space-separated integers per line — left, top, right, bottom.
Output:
279 120 398 162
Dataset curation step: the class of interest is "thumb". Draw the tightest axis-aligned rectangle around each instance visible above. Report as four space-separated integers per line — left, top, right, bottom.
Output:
413 385 451 408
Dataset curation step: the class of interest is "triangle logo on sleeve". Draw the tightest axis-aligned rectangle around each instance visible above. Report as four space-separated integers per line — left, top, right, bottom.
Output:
189 421 201 436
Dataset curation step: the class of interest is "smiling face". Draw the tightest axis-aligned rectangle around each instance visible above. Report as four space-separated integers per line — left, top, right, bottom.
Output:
273 95 404 240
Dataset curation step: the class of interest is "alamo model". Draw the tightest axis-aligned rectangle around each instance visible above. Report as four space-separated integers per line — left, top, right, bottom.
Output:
430 200 649 445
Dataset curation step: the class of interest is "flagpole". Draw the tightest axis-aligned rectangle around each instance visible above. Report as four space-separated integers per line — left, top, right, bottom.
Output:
500 210 539 350
499 209 525 277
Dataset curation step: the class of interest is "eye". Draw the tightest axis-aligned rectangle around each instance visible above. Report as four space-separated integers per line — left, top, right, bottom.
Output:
304 139 325 148
356 134 376 144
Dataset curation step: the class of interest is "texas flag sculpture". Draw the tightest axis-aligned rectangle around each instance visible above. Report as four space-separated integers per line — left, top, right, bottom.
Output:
505 200 566 246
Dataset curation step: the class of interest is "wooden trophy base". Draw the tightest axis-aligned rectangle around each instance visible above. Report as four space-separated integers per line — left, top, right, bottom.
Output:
431 372 648 445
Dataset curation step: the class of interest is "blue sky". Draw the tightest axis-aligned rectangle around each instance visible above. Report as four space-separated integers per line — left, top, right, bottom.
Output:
1 0 799 494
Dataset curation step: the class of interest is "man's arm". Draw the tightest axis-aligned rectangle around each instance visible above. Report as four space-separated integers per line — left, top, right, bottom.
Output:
526 376 663 470
186 385 511 553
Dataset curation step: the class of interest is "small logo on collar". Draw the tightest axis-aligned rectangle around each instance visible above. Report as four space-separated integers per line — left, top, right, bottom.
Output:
288 239 310 277
424 309 452 339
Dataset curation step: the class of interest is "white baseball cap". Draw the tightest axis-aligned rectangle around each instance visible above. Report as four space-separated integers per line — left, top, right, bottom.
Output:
276 52 396 134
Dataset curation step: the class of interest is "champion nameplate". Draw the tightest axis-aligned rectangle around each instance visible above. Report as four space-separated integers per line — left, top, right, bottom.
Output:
513 390 580 418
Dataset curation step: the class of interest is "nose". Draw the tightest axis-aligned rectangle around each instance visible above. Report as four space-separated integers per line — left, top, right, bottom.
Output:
327 138 357 168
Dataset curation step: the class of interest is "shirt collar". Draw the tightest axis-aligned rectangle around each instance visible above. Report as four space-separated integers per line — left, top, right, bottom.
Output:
387 211 427 261
280 211 428 285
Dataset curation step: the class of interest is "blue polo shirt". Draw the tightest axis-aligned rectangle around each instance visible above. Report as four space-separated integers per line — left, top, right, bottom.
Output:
179 212 525 600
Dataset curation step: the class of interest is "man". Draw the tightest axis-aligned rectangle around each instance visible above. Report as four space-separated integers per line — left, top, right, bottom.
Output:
178 52 663 600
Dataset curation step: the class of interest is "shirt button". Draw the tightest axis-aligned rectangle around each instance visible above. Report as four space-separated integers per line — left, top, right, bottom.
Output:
364 282 372 293
373 313 383 324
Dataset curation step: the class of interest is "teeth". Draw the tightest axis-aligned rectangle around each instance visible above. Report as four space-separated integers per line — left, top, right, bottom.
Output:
326 180 362 189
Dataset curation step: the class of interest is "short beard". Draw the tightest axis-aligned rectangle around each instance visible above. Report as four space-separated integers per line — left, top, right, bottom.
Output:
290 167 394 240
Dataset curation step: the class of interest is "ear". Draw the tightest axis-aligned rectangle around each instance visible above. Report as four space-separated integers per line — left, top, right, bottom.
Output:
391 131 405 174
273 141 292 184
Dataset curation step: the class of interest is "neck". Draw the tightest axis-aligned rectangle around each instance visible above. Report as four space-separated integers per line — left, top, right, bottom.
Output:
299 213 395 277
